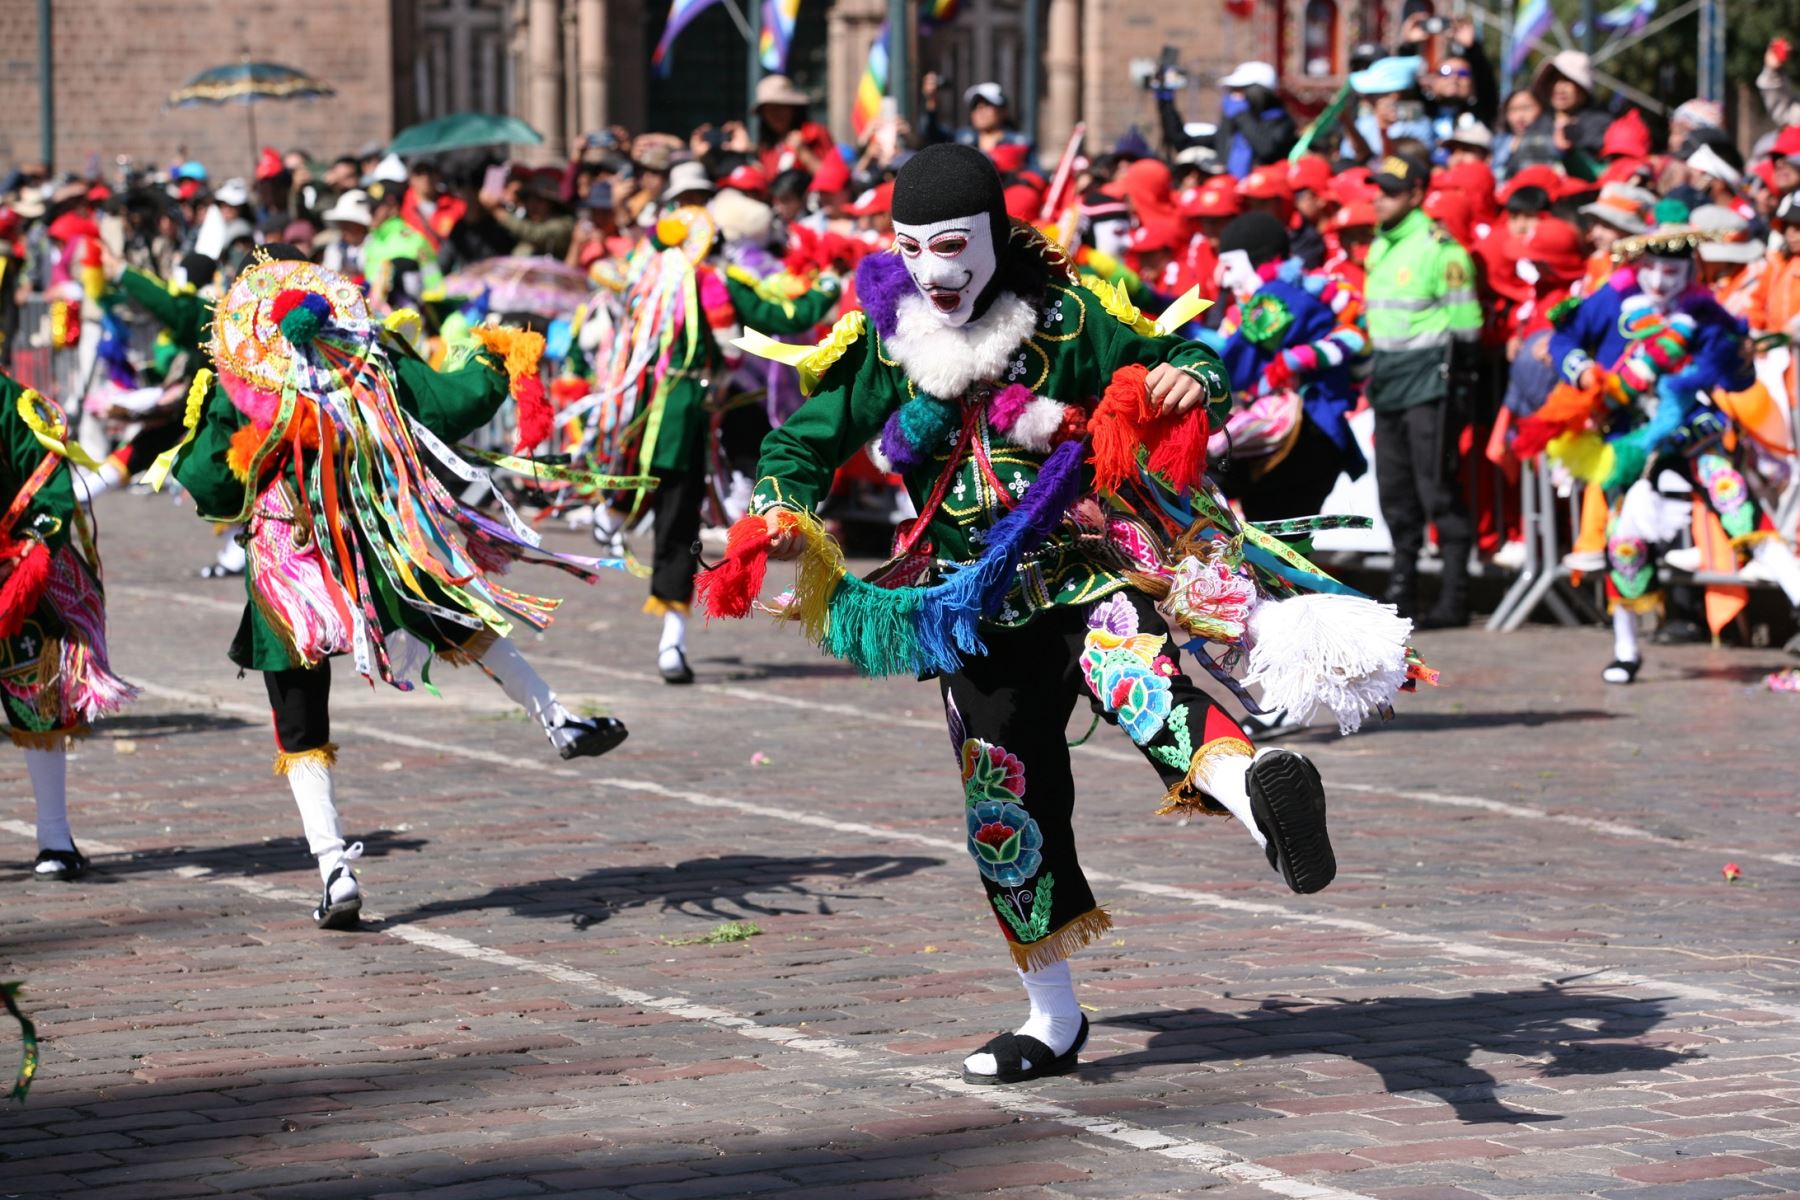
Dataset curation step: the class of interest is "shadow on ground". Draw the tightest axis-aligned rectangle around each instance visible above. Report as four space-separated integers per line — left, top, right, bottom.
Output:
1088 984 1692 1123
386 852 943 929
12 829 429 884
88 710 256 740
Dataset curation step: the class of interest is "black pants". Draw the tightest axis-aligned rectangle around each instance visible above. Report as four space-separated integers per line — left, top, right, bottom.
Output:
650 466 706 606
1222 416 1347 524
1373 402 1471 564
940 589 1250 971
266 663 330 755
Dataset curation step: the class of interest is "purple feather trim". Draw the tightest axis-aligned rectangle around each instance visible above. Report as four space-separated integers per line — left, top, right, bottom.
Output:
856 251 914 340
878 411 923 474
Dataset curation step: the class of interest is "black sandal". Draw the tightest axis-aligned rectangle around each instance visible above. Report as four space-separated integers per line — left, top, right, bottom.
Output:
558 716 630 760
1248 750 1336 895
961 1015 1089 1086
1601 658 1641 685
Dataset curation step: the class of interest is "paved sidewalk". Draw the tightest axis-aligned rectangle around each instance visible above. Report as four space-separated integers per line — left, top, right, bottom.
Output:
2 491 1798 1199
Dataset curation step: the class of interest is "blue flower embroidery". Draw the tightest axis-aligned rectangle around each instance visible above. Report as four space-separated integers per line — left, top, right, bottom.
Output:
966 800 1045 886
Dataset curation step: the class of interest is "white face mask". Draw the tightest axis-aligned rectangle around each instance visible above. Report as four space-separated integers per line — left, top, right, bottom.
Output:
1092 218 1133 261
1636 255 1692 303
1216 249 1262 303
892 213 997 327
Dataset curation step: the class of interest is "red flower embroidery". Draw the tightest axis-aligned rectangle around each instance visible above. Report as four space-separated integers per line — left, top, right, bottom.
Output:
975 822 1017 847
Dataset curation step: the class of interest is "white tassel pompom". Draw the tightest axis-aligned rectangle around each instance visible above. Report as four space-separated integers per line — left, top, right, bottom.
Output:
1242 593 1413 734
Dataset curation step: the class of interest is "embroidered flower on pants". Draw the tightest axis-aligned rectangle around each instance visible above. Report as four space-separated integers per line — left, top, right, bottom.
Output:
966 799 1045 885
1081 595 1173 745
961 738 1026 805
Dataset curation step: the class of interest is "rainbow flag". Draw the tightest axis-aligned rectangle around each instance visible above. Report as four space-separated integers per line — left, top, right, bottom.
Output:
759 0 801 72
1507 0 1553 77
921 0 959 29
1596 0 1656 34
851 20 890 142
652 0 724 75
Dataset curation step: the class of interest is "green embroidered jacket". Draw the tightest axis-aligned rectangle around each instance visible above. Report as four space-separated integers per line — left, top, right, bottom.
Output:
1 372 77 707
752 281 1231 626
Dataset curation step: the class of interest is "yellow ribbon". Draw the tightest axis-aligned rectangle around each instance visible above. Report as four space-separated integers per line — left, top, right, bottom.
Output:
144 368 214 492
1155 287 1213 336
16 390 104 470
734 310 867 395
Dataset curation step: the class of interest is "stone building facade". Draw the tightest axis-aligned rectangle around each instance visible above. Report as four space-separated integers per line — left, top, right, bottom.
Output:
2 0 1400 177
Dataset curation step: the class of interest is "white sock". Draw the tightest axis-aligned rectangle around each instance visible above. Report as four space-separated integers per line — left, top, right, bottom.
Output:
659 609 687 654
1189 747 1268 850
479 636 583 749
286 758 346 881
216 535 246 573
24 748 73 853
964 960 1085 1077
1612 605 1640 664
1753 539 1800 608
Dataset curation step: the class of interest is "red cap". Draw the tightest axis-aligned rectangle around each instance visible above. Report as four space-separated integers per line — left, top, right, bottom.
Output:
1599 156 1651 185
1002 183 1043 222
1331 201 1377 230
721 163 769 195
176 178 203 201
1501 164 1575 204
86 183 112 203
1772 125 1800 159
255 147 285 182
1288 154 1333 195
1329 167 1377 206
1521 216 1586 287
808 153 851 195
1423 190 1474 245
1601 108 1651 160
1237 166 1292 200
1178 180 1241 218
46 212 101 243
989 144 1030 175
847 181 895 216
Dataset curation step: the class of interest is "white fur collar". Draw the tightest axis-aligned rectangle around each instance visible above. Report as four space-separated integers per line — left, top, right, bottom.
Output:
885 291 1037 399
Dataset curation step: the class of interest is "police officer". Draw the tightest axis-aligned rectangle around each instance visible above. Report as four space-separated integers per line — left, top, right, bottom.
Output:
1364 153 1483 626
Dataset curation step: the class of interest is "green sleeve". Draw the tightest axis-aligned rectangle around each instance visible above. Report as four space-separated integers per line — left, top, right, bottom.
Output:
726 277 843 335
171 383 252 521
1081 287 1234 425
118 269 206 354
1 377 74 553
1438 242 1484 340
752 335 894 514
390 344 511 444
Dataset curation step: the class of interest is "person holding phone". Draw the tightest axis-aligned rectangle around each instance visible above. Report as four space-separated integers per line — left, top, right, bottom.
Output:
1759 38 1800 129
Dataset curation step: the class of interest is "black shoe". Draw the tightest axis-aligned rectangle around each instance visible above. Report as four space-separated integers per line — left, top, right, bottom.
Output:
1783 631 1800 658
1653 619 1708 646
199 562 244 579
558 716 629 760
313 862 363 930
659 648 695 685
1601 658 1641 685
1247 750 1335 895
1414 605 1471 630
961 1015 1089 1086
32 845 89 881
1382 570 1418 620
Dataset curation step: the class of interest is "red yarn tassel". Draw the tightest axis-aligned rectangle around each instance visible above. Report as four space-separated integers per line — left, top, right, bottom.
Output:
1511 381 1603 459
695 515 774 619
0 538 53 640
1146 405 1210 494
1090 364 1151 495
512 372 552 454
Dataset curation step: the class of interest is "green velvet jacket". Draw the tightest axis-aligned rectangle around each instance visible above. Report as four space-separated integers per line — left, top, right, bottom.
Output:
753 280 1231 626
1 372 77 715
647 272 842 473
172 340 513 672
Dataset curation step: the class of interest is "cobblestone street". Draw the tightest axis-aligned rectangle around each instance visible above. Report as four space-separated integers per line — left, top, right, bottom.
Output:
4 491 1800 1200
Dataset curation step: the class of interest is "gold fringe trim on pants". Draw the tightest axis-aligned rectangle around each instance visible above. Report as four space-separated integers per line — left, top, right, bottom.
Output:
642 596 691 618
1607 591 1664 616
1729 530 1780 551
273 743 338 776
1156 736 1253 817
6 726 83 751
1007 906 1114 973
436 627 500 668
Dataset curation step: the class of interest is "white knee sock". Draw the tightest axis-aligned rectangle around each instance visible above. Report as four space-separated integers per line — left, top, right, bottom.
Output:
215 534 246 573
24 748 73 852
659 609 687 654
287 758 347 882
963 959 1085 1076
1612 605 1640 664
1188 745 1268 850
479 636 582 749
1752 539 1800 608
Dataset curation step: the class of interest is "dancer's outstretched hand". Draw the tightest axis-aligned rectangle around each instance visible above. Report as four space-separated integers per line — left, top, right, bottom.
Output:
1147 363 1208 416
764 512 801 560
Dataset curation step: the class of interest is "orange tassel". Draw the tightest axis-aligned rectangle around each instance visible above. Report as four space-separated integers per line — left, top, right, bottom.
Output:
472 326 551 454
0 539 51 639
695 515 775 619
1513 381 1603 459
1146 405 1209 494
1090 364 1151 495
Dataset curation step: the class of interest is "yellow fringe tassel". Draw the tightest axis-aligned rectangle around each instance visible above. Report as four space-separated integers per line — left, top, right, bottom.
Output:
1007 906 1114 973
1156 736 1254 817
436 627 499 668
471 326 546 388
273 743 339 776
144 368 213 491
1729 530 1780 551
783 508 851 645
1607 592 1665 616
641 596 692 618
6 727 83 751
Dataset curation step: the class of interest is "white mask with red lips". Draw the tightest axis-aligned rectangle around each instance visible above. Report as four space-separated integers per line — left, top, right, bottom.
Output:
891 214 998 328
1635 254 1693 305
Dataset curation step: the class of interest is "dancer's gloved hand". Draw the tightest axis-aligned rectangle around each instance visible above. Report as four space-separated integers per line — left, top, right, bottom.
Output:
764 511 802 560
1147 362 1209 416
